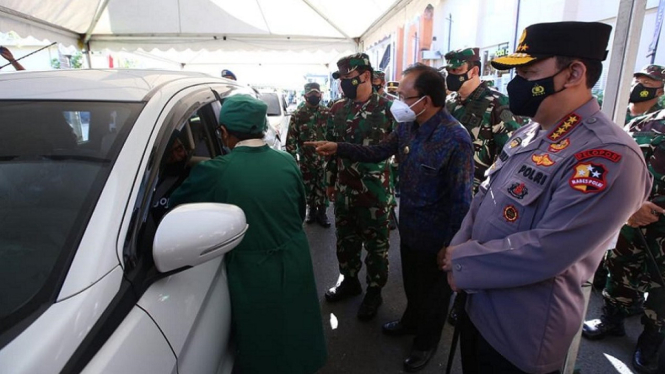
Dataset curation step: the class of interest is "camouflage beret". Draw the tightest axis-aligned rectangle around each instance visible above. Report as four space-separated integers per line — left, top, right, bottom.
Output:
304 82 321 93
332 53 372 79
373 70 386 81
444 48 480 69
634 65 665 83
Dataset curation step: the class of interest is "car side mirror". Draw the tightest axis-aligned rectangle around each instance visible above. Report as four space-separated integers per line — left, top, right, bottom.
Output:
153 203 248 273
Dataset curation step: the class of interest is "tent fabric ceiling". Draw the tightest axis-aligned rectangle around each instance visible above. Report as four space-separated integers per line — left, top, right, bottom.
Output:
0 0 400 53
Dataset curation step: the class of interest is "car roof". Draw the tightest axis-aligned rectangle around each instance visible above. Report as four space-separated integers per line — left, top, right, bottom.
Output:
0 69 238 102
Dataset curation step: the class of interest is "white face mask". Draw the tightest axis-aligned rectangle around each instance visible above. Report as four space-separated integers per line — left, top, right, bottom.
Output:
390 96 426 123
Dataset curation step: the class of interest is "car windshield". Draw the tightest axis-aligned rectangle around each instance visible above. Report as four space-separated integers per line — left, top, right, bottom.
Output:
259 93 282 116
0 101 143 333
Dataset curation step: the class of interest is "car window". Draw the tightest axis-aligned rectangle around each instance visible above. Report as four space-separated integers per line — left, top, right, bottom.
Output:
131 102 222 268
259 93 282 116
0 101 143 335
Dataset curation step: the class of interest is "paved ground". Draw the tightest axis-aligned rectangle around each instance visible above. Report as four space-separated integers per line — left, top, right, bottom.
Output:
304 209 665 374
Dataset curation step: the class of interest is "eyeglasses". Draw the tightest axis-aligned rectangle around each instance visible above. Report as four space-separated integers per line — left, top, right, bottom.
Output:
398 95 422 102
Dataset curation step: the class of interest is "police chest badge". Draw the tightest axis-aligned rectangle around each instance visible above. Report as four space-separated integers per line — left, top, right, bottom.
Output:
531 153 555 166
569 162 608 193
509 137 522 149
548 138 570 153
503 205 519 222
508 182 528 199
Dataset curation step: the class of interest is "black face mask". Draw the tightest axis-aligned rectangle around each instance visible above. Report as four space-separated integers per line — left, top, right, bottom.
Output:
306 95 321 106
340 74 365 100
629 83 661 103
507 67 569 118
373 84 383 92
446 72 469 92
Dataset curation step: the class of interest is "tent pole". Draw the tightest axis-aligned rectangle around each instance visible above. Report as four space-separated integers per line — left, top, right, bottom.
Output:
85 41 92 69
600 0 646 128
83 0 112 44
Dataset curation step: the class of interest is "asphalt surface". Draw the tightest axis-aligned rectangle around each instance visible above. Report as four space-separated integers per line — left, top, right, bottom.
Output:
304 207 665 374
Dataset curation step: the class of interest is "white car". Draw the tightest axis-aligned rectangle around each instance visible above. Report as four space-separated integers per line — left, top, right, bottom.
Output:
0 70 254 374
257 89 290 150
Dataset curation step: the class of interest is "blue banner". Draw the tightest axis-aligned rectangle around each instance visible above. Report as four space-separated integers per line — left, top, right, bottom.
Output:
648 0 665 61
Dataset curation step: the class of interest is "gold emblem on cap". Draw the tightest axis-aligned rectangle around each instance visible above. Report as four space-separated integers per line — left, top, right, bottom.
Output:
404 146 410 154
516 30 528 52
532 84 545 96
640 90 650 97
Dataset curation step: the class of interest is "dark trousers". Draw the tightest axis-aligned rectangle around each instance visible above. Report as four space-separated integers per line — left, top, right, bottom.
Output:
400 243 452 350
459 311 560 374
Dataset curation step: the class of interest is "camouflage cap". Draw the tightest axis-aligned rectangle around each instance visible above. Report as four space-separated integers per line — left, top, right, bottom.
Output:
634 65 665 83
444 48 480 69
304 82 321 94
332 53 372 79
373 70 386 82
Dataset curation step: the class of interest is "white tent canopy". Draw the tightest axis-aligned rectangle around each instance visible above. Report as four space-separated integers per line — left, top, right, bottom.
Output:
0 0 401 54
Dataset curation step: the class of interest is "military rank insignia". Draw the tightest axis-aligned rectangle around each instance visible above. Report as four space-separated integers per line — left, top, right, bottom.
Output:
531 153 555 166
569 162 608 193
508 182 528 199
503 205 519 222
548 113 581 141
548 138 570 153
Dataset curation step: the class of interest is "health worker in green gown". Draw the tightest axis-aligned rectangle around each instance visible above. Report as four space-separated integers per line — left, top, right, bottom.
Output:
169 94 327 374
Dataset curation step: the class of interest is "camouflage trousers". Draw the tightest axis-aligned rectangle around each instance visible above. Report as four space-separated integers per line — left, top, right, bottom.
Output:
603 224 665 330
334 202 390 289
301 166 327 208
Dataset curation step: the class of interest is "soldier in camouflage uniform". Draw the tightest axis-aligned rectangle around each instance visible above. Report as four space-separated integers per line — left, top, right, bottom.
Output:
286 82 331 227
372 70 399 229
324 53 396 321
593 65 665 311
626 65 665 124
582 110 665 374
372 70 387 97
444 47 523 192
444 47 523 326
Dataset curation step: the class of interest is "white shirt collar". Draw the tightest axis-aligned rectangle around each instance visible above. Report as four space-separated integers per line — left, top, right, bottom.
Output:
235 139 267 148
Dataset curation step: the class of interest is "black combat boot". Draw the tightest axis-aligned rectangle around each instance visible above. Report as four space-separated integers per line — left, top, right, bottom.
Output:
633 324 664 374
306 206 316 224
316 205 331 228
357 287 383 321
582 302 626 340
325 276 362 302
